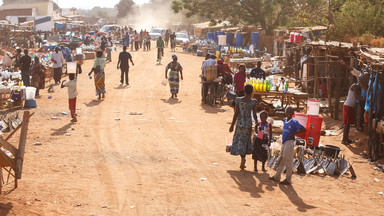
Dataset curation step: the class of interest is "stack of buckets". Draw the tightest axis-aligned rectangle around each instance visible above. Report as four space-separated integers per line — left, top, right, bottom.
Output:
293 100 322 147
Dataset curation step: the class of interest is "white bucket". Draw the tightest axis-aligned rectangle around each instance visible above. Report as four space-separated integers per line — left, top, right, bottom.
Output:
26 87 36 100
218 35 226 46
76 47 82 54
307 100 320 116
67 62 77 74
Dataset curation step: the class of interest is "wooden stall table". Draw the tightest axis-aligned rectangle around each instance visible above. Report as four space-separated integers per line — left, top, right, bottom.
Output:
251 89 309 112
229 57 261 70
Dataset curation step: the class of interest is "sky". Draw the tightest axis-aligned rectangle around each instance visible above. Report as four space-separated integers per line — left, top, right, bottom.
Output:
0 0 151 10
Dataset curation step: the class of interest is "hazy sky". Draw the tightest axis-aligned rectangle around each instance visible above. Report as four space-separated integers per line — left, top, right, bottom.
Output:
0 0 151 9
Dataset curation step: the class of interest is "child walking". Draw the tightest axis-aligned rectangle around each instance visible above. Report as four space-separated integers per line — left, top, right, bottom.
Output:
61 73 78 122
252 111 272 172
269 106 306 185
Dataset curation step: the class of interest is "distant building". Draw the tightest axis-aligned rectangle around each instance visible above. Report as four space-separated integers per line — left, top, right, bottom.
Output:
0 0 54 20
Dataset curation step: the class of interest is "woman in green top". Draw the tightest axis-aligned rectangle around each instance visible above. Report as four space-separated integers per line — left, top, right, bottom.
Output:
157 36 164 63
88 51 107 101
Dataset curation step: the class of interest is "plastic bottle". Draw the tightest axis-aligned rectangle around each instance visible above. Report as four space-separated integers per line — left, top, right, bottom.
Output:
285 80 288 91
267 80 271 92
263 80 267 92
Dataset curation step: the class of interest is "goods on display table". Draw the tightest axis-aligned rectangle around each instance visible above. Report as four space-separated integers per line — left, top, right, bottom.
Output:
0 69 26 109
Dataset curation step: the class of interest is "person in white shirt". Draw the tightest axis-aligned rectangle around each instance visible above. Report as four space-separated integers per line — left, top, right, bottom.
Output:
106 37 113 62
61 73 78 122
51 47 65 84
342 83 363 145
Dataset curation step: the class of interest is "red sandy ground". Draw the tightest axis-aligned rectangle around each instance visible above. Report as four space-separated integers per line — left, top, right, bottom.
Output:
0 46 383 215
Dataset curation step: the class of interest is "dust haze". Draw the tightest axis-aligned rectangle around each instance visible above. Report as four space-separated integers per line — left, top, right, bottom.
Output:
118 0 182 31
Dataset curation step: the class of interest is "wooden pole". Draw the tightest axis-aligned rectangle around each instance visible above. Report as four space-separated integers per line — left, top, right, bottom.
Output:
15 111 30 180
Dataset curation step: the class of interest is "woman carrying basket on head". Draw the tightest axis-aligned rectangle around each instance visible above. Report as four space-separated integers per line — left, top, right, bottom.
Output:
88 51 106 101
165 54 183 98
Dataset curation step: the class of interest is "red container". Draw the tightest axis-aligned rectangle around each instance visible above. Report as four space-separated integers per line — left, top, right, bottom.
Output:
305 115 323 147
293 112 308 139
290 32 295 43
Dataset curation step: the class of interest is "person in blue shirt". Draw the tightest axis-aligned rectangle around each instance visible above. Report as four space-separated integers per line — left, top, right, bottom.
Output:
60 46 73 62
124 33 130 47
269 106 306 185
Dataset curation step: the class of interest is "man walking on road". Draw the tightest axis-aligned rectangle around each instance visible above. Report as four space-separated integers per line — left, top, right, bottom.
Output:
51 47 65 84
20 49 32 86
117 46 134 86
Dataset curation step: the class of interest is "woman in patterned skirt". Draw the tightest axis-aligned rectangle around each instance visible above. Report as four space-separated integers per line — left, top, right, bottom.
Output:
229 84 258 170
88 51 106 101
165 54 183 98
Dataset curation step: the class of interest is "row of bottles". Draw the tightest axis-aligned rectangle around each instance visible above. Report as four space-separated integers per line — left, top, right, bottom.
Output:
228 47 243 53
245 78 271 92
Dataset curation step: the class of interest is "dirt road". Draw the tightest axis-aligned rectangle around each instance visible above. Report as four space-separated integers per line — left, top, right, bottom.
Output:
0 45 383 216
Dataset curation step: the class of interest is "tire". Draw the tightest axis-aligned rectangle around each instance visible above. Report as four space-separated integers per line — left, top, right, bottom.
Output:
209 84 216 106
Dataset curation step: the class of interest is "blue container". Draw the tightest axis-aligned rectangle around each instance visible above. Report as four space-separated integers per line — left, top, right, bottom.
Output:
216 31 225 43
226 32 234 46
235 33 244 47
251 32 260 50
213 32 218 43
43 45 48 51
207 32 214 42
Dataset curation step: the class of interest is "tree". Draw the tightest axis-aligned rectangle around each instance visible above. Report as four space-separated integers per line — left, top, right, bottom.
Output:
171 0 295 35
293 0 347 41
115 0 135 18
332 0 384 39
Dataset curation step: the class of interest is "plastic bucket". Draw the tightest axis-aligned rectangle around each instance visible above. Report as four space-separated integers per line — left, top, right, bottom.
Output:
26 87 36 100
307 100 320 116
43 45 48 51
67 62 77 74
76 47 82 54
293 112 308 139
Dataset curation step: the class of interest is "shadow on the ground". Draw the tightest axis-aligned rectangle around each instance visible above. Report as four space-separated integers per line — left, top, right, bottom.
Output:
201 103 228 114
160 98 182 105
0 202 13 216
84 100 102 107
114 85 130 90
50 122 75 136
279 184 317 212
227 169 277 198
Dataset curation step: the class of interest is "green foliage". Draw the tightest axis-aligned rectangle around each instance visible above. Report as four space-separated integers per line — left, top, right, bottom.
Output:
172 0 295 35
332 0 384 39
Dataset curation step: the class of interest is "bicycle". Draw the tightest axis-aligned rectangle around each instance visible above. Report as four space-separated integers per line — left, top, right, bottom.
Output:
202 77 226 106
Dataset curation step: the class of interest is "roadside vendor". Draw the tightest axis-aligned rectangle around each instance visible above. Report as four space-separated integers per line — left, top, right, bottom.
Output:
250 61 265 79
234 65 247 97
61 45 73 62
